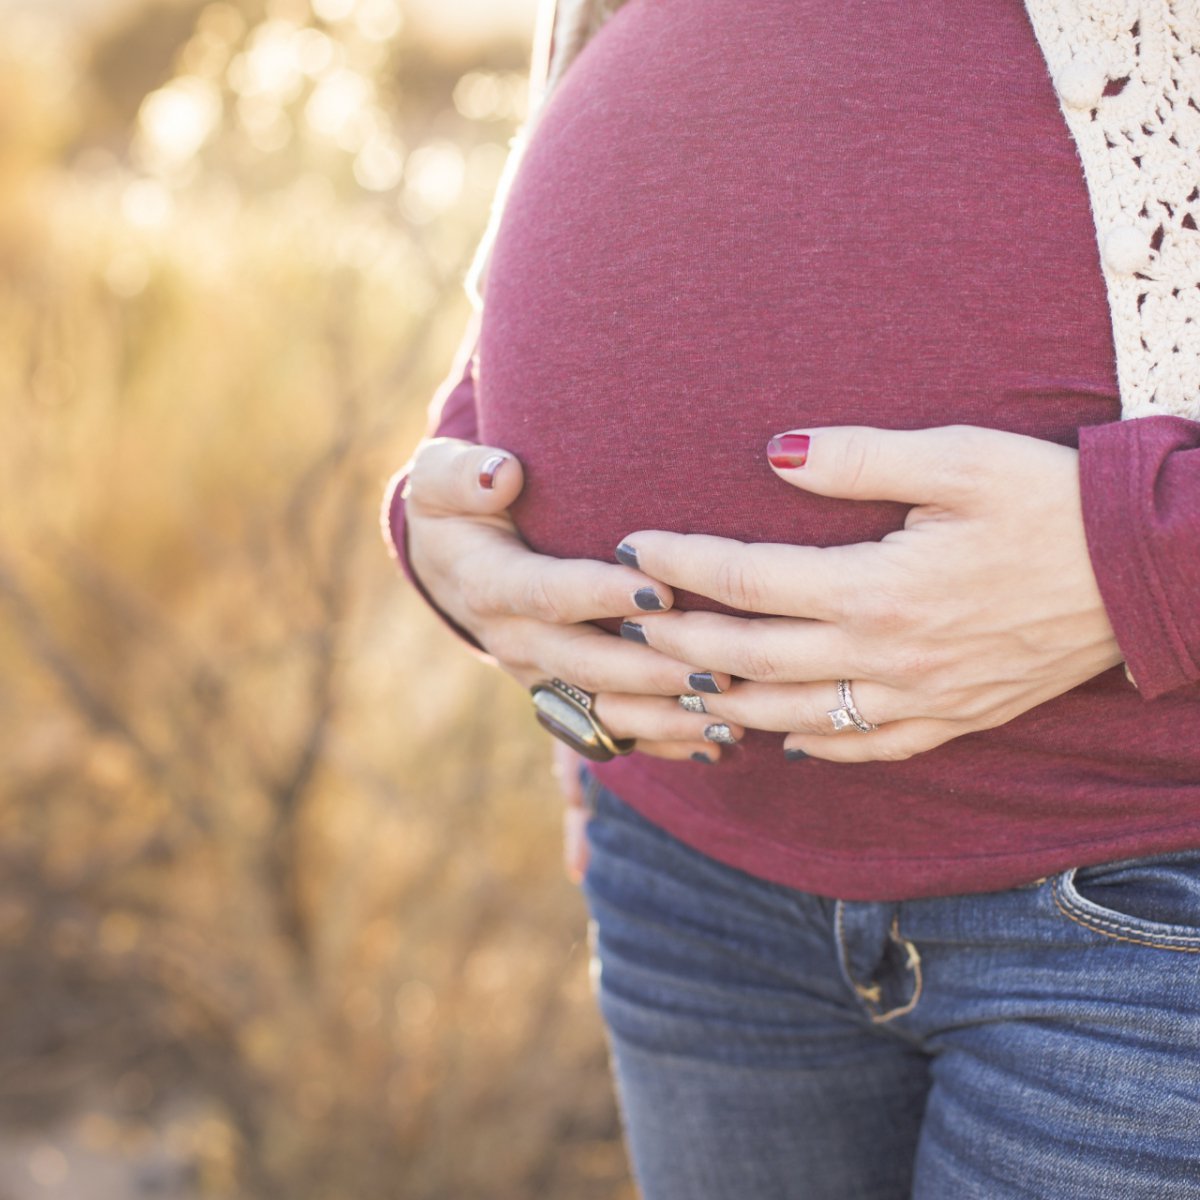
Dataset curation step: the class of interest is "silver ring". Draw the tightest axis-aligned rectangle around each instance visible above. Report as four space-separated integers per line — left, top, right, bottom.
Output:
826 679 878 733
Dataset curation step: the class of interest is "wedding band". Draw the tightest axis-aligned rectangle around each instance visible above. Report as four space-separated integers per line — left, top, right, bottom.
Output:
530 679 636 762
826 679 878 733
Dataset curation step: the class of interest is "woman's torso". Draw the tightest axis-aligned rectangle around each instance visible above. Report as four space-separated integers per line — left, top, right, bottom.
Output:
476 0 1200 899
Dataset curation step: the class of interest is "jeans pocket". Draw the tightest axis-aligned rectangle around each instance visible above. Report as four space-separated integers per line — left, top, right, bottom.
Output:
1052 851 1200 952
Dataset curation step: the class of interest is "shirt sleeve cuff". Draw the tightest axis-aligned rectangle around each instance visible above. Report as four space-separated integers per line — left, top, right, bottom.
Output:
1079 415 1200 700
380 467 486 652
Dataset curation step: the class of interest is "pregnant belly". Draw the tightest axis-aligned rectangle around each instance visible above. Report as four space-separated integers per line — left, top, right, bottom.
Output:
477 0 1119 601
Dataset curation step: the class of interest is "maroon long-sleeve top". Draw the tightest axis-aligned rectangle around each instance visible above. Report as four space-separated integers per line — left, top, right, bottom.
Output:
386 0 1200 900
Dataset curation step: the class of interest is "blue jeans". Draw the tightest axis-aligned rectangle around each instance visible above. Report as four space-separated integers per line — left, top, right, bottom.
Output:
578 773 1200 1200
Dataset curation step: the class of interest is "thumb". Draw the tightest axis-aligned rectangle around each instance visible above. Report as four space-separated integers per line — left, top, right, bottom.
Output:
765 425 992 506
406 436 526 517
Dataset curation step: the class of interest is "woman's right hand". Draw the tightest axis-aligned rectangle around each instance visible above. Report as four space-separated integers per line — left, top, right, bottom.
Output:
403 437 741 762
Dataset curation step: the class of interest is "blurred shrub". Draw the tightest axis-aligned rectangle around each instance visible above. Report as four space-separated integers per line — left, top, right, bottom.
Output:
0 2 631 1197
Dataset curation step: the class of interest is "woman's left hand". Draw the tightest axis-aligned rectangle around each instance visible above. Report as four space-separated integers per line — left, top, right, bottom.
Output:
617 425 1126 763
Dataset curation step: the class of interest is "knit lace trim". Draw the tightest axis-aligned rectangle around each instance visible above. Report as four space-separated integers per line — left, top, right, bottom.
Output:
1023 1 1200 418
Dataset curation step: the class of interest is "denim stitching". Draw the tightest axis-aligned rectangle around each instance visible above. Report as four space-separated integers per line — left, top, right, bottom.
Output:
1052 875 1200 952
834 903 924 1022
869 918 923 1026
1053 872 1200 942
833 901 878 1002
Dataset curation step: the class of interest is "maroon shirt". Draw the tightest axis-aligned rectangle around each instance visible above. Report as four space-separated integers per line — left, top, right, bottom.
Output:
387 0 1200 899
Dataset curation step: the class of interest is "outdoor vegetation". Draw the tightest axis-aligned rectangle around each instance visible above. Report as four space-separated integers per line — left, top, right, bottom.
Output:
0 1 630 1196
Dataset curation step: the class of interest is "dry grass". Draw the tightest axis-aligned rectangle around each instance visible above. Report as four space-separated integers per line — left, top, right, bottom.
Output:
0 3 631 1196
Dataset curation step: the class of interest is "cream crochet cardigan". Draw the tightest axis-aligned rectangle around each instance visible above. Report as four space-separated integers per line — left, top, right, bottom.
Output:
471 0 1200 421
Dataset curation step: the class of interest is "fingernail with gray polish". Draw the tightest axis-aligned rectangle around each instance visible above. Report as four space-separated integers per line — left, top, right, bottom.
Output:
784 748 810 761
688 672 723 694
704 723 736 745
615 541 639 569
620 620 647 644
634 587 665 612
678 693 707 714
690 751 715 764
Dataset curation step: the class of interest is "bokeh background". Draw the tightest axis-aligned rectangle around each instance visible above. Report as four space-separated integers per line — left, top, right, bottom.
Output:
0 0 632 1196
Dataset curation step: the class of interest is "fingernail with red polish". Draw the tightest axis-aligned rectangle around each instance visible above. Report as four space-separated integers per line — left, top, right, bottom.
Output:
479 454 507 489
766 433 811 469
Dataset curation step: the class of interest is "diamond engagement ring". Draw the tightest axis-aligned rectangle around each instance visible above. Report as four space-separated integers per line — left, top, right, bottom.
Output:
826 679 878 733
